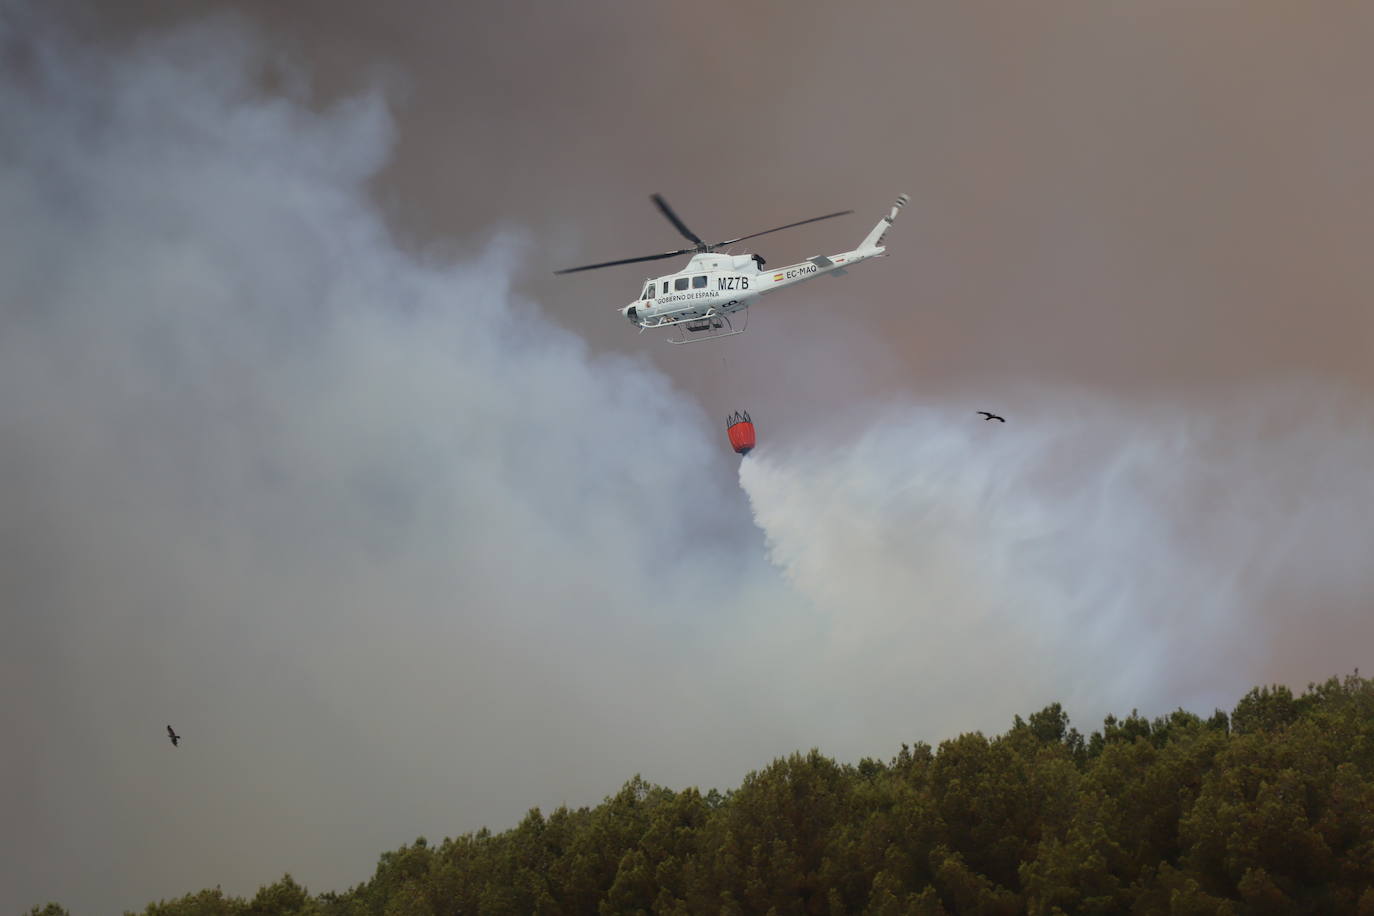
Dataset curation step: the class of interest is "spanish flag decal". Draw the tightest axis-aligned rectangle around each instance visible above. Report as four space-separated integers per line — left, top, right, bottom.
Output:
773 273 784 281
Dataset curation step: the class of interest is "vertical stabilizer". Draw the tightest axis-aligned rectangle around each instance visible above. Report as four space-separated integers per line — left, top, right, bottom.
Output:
859 193 909 253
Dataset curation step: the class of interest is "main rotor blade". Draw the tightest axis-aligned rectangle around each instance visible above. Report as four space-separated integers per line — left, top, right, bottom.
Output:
716 209 854 247
553 248 696 275
651 194 705 247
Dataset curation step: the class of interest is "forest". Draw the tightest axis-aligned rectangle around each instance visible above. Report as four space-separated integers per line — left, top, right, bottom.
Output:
30 673 1374 914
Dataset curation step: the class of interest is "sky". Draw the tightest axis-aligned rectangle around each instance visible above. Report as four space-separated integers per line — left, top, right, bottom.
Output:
4 0 1373 910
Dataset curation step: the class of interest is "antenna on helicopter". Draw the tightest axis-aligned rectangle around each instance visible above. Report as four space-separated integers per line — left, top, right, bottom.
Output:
553 195 853 275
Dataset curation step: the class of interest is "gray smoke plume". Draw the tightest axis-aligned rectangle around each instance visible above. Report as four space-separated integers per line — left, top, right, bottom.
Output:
0 9 791 909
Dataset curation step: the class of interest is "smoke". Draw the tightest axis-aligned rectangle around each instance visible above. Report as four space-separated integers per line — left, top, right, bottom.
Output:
5 4 1373 911
740 386 1374 744
0 8 792 909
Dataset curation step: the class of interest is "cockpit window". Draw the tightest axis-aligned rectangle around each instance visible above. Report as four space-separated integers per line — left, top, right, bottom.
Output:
674 277 689 291
692 275 708 288
642 284 654 301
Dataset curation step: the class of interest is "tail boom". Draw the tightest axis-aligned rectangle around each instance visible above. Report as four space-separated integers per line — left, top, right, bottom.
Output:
758 192 908 296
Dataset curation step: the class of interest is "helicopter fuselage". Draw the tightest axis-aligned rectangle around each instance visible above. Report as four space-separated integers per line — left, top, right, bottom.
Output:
622 241 883 331
624 253 760 327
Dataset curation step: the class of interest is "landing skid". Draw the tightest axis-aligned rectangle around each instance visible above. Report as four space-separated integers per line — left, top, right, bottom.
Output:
662 308 747 345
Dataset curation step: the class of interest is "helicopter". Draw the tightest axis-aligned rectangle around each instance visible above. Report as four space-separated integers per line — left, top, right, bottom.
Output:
555 192 909 343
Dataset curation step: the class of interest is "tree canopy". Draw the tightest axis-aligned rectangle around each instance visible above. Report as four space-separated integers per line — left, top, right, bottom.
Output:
36 673 1374 914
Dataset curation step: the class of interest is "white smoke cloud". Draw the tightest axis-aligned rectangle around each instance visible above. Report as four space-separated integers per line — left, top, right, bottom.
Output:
5 5 1373 912
740 387 1374 745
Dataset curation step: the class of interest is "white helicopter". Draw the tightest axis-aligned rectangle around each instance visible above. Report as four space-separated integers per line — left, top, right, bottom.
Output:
556 192 909 343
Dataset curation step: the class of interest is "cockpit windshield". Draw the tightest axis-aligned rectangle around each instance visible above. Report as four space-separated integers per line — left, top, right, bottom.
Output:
642 284 655 301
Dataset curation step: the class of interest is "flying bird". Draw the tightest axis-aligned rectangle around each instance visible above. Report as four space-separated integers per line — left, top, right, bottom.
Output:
978 411 1005 423
166 725 181 747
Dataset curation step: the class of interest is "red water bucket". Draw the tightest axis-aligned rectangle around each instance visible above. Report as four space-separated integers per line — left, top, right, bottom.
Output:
726 410 756 456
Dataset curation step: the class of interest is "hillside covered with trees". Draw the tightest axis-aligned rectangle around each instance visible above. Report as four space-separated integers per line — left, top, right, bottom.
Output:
32 674 1374 914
